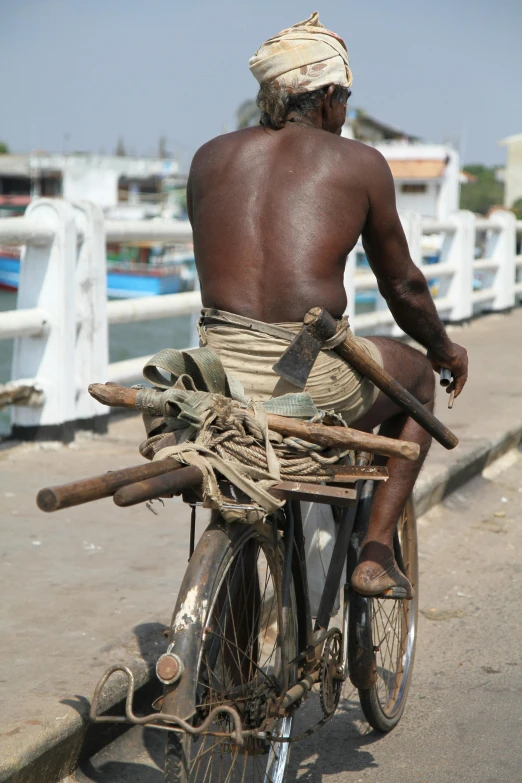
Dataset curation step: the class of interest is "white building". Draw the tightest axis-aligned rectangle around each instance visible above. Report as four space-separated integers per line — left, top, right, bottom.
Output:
373 143 460 221
342 115 461 221
0 152 186 219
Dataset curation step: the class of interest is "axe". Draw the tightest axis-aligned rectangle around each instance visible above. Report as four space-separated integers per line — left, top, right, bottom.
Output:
272 307 458 451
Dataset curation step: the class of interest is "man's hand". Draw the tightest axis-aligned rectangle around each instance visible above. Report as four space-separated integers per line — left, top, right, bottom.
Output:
427 343 468 398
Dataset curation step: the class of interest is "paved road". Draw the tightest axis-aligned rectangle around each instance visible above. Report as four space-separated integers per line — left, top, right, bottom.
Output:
70 446 522 782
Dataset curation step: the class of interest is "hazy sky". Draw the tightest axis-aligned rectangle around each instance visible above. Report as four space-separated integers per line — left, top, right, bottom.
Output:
3 0 521 169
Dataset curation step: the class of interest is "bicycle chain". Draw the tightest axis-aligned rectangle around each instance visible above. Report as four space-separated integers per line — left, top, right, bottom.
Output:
262 628 346 744
319 629 343 717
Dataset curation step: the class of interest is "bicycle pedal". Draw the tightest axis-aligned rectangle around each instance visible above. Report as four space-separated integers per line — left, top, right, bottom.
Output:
378 586 411 599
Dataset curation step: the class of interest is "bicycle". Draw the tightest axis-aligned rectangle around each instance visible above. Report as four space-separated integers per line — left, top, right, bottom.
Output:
87 450 418 782
37 300 460 781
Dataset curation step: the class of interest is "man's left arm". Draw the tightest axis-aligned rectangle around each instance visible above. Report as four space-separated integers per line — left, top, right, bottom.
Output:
360 148 468 396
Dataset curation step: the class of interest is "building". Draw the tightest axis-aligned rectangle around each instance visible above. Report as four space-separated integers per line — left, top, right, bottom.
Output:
342 112 460 221
343 108 420 145
498 134 522 208
0 152 186 219
374 142 460 220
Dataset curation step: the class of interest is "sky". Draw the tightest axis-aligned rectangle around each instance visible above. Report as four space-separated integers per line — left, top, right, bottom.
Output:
2 0 521 169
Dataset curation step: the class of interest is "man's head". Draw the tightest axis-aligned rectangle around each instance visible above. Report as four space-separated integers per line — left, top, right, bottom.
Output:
256 81 350 133
249 12 352 134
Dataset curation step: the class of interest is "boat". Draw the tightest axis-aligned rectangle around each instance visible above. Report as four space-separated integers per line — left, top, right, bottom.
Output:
0 243 197 298
0 247 21 291
106 242 196 297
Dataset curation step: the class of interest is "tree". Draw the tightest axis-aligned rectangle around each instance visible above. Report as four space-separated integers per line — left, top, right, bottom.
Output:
460 164 504 215
115 137 127 156
236 99 260 129
511 198 522 220
176 188 187 214
0 141 9 154
158 136 168 158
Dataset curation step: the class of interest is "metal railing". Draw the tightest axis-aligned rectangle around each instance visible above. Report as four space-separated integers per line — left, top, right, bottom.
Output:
0 197 521 441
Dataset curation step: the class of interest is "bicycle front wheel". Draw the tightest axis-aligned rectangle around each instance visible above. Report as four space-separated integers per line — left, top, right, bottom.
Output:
164 517 298 783
358 498 419 732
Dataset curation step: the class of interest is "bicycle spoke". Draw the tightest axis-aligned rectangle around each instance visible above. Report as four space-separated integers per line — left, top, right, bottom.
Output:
360 502 418 728
181 533 294 782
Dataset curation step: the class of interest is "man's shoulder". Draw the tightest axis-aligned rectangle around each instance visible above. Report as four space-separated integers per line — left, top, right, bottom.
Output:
334 136 390 166
193 128 262 161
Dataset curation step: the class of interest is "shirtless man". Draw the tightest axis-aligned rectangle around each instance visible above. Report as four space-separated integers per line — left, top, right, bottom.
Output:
186 14 468 598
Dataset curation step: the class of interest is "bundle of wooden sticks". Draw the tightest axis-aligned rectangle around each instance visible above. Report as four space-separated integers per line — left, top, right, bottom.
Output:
36 381 424 514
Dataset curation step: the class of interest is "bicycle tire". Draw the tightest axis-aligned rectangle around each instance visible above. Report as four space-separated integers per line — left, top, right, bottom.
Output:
357 497 419 732
164 516 298 783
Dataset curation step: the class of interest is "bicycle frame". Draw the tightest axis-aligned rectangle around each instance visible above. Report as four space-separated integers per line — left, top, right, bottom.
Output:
281 480 376 690
90 469 382 740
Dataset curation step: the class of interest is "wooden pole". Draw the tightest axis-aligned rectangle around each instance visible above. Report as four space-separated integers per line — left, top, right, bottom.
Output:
265 414 419 461
88 383 420 461
36 458 182 512
37 462 388 513
113 466 203 507
113 469 360 509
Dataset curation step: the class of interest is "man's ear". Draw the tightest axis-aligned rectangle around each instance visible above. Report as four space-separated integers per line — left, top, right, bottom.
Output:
321 85 335 117
325 85 336 103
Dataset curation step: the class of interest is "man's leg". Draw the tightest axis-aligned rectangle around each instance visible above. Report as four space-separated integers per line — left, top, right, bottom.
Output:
349 338 435 598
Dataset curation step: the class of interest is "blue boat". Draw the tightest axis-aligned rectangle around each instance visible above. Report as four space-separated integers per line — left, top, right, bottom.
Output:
0 253 20 291
0 248 197 298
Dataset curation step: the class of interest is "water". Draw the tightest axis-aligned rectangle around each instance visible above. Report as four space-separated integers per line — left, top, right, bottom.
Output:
0 290 194 436
0 291 375 436
0 292 15 435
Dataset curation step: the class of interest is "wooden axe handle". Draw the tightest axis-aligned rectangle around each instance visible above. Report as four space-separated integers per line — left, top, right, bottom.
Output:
304 308 459 450
88 383 420 461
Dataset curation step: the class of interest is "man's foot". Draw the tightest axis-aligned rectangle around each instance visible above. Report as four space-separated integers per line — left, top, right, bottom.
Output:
351 541 414 600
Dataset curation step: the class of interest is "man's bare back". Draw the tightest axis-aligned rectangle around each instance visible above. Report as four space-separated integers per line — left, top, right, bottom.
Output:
188 124 376 322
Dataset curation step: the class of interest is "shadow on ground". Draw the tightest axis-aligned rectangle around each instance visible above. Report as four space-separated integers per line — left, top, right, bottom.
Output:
285 685 380 781
62 622 168 782
70 689 381 781
65 622 382 781
75 727 164 782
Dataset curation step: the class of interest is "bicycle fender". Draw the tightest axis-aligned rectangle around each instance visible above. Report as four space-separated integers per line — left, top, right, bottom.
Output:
348 592 378 690
160 523 234 722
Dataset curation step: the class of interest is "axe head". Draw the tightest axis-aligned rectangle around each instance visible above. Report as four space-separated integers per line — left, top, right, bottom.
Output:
272 327 323 388
272 307 340 388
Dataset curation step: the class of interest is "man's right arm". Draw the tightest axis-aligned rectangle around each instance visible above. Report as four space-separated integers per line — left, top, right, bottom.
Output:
360 148 468 396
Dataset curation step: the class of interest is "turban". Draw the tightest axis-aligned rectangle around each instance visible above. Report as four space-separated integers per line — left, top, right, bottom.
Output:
249 12 352 94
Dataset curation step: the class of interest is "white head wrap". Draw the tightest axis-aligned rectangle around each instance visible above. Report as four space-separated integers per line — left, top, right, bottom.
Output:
249 12 352 94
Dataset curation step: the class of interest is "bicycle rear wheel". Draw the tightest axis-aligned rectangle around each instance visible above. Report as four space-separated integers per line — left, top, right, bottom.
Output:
164 517 298 782
357 498 418 732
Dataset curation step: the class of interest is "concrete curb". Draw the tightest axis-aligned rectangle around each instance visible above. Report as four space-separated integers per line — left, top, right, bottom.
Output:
4 423 522 783
413 420 522 516
2 631 163 783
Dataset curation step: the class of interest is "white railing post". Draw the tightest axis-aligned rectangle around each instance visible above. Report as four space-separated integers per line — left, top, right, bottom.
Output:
486 209 516 312
188 276 201 348
344 247 356 329
386 211 424 337
401 210 423 267
11 199 78 441
440 210 475 322
73 201 109 431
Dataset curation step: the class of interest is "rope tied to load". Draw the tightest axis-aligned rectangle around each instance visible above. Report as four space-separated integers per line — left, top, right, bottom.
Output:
135 346 351 523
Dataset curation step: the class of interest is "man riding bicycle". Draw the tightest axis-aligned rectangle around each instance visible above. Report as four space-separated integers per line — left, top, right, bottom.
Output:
186 12 468 600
